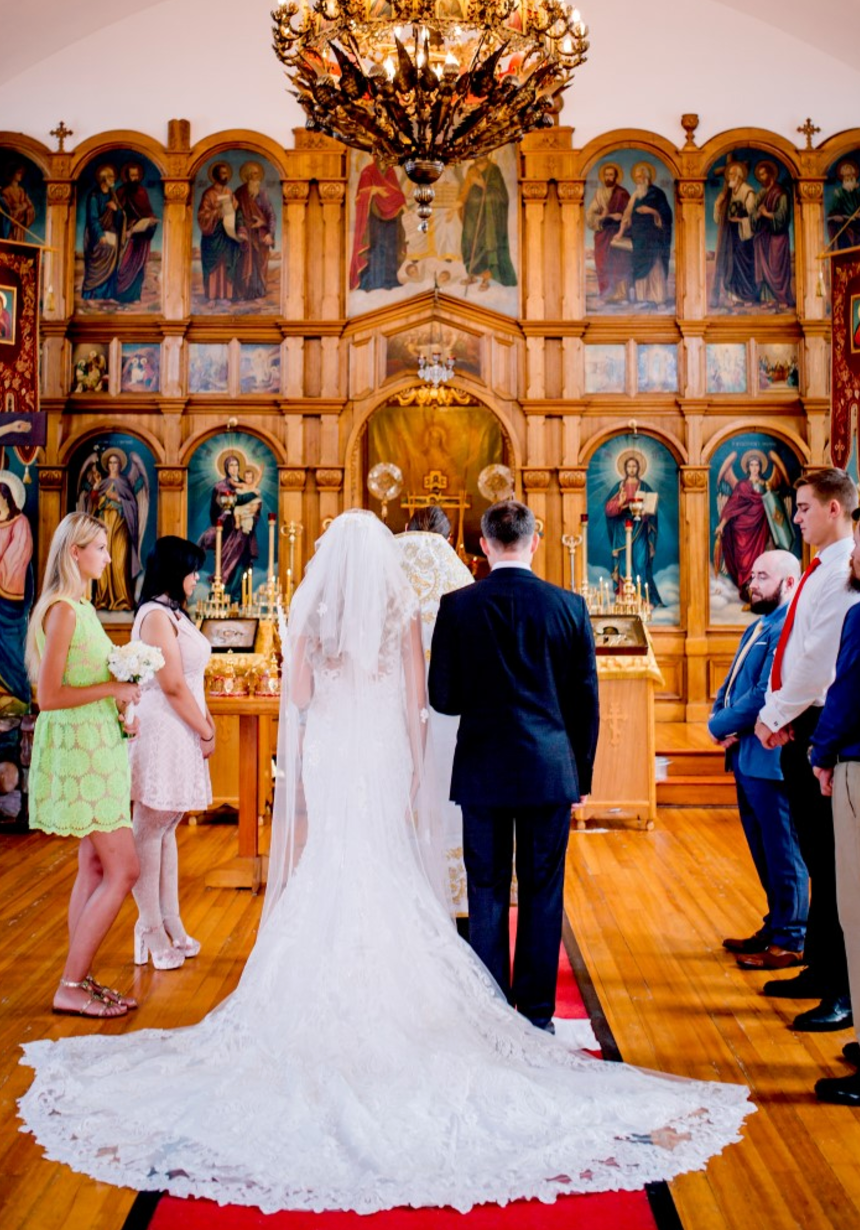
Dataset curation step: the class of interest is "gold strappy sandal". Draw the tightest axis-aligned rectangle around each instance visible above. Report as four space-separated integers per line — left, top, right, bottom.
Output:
52 977 128 1018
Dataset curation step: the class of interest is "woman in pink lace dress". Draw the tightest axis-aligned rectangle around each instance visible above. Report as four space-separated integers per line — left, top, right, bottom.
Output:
129 537 215 969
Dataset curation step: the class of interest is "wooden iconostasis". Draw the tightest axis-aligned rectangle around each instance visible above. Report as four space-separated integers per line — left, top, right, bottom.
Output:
1 113 859 811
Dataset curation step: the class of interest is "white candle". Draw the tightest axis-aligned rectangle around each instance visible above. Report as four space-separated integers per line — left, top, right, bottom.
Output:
214 523 223 583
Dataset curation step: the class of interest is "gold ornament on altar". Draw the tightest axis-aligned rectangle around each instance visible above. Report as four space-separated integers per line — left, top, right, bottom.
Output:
478 463 515 503
270 0 589 231
368 461 404 521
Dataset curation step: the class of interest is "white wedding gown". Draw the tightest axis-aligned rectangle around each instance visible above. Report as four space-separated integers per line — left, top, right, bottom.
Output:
19 654 754 1215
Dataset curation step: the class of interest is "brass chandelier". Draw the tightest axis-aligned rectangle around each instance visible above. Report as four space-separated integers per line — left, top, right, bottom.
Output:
271 0 589 227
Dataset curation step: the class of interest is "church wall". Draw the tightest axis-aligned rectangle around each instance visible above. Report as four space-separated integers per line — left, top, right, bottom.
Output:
2 106 859 728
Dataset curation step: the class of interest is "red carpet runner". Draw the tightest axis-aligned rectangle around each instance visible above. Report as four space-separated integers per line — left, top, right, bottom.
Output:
146 935 659 1230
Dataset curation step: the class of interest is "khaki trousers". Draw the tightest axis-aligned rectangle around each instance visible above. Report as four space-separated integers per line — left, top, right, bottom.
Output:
832 762 860 1043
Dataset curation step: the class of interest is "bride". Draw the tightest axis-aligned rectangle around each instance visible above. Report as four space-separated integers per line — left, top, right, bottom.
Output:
19 510 754 1215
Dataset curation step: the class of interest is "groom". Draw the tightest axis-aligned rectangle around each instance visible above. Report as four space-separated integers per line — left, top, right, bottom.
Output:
429 500 599 1031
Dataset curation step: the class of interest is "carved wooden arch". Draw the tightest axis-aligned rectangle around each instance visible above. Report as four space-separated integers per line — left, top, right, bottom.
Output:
817 129 860 174
580 422 689 468
188 131 292 183
69 131 169 180
0 132 54 177
701 421 810 466
342 381 525 507
577 129 683 182
178 423 288 468
698 128 804 180
59 423 166 468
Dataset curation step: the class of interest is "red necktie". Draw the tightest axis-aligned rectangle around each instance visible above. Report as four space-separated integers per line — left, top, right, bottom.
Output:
770 556 821 692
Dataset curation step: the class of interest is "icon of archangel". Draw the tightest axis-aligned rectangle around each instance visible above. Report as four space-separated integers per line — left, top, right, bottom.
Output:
713 447 794 603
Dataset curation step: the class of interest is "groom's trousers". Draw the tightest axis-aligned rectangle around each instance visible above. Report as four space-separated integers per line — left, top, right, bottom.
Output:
461 802 571 1029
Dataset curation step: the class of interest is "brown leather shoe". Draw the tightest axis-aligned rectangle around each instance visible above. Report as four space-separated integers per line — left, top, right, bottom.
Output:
737 945 804 970
723 932 769 954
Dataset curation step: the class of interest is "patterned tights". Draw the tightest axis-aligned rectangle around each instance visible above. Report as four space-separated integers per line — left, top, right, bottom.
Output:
132 802 188 941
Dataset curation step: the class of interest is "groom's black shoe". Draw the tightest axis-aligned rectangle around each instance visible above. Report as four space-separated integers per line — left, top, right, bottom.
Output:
537 1021 556 1035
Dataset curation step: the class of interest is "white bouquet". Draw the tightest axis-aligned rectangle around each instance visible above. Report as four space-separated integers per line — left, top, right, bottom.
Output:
108 642 165 728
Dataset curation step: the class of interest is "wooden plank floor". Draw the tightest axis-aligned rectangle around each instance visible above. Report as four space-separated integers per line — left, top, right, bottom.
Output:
2 801 860 1229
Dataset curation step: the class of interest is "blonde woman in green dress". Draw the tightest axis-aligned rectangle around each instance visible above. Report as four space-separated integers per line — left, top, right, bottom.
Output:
26 512 142 1018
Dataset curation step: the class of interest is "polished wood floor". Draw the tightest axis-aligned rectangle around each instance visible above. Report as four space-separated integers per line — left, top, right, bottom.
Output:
2 787 860 1229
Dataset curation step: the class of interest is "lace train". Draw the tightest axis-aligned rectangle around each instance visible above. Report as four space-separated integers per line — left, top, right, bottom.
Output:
19 667 754 1214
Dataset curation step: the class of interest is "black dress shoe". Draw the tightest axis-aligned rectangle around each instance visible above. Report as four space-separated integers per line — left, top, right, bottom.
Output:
762 969 823 998
815 1073 860 1105
842 1041 860 1066
792 996 853 1032
723 931 769 954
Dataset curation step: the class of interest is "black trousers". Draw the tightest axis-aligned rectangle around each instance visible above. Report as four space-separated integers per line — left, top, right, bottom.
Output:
461 802 571 1028
780 707 850 998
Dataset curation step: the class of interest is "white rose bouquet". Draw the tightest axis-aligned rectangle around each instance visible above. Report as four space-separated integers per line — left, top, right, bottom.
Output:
108 642 165 729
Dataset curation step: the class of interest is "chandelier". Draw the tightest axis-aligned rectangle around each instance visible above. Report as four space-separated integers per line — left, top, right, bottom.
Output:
418 348 455 387
271 0 588 227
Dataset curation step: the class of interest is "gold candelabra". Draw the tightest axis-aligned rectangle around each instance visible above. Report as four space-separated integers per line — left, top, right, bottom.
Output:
562 513 652 622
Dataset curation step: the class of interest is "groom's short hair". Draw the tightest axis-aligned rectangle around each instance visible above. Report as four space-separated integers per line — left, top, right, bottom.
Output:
481 500 535 546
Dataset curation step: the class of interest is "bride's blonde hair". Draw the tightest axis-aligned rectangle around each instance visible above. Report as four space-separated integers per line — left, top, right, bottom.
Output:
25 512 106 682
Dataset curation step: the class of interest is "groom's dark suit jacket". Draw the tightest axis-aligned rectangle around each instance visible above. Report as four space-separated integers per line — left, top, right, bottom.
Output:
429 566 599 808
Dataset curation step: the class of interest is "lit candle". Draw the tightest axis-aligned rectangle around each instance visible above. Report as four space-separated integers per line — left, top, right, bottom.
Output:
580 514 589 589
267 513 276 586
645 582 650 610
624 519 633 583
637 574 641 601
214 523 223 584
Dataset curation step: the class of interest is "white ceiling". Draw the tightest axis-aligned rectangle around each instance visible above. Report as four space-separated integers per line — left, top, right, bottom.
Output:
1 0 859 86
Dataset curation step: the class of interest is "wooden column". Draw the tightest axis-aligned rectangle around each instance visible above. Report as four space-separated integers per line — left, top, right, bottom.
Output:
797 175 827 322
680 466 711 721
676 179 706 321
557 182 585 320
283 180 310 321
279 468 307 593
559 468 587 591
162 119 192 320
156 466 186 537
42 166 72 324
522 467 552 581
35 466 66 586
318 181 346 320
522 181 548 320
316 467 344 540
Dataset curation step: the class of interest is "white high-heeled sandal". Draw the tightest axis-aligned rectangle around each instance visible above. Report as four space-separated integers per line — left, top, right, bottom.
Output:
134 922 186 970
163 916 201 959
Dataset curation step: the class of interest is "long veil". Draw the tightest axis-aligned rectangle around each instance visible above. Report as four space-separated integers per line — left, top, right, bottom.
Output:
263 509 452 927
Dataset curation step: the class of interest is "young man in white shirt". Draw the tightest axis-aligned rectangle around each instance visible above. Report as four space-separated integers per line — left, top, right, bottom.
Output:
755 468 860 1031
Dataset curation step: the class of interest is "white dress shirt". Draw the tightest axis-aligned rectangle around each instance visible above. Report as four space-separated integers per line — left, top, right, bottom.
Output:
759 535 860 732
490 560 533 571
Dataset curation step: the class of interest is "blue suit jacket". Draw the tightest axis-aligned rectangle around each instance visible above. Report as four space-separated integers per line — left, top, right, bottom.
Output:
810 603 860 767
428 567 599 807
708 606 787 781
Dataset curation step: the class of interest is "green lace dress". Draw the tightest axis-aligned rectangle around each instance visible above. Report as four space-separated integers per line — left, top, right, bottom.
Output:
29 598 131 837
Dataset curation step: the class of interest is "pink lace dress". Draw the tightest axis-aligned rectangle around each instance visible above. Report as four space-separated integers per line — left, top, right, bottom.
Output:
128 602 213 812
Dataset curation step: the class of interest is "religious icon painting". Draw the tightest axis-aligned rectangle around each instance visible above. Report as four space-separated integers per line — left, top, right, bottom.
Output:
67 433 158 619
347 146 519 319
706 148 796 316
385 325 481 382
367 401 503 555
584 151 676 316
73 149 163 316
0 149 46 246
637 344 678 393
70 343 110 394
706 343 747 394
757 342 799 392
191 151 281 316
189 344 229 394
120 343 160 393
584 344 626 394
0 447 38 827
824 150 860 255
239 344 281 394
585 433 681 626
0 287 17 346
186 432 279 606
709 430 802 625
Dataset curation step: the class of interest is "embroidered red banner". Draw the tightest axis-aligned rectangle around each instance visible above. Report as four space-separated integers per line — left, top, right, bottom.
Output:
0 238 45 447
831 245 860 469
